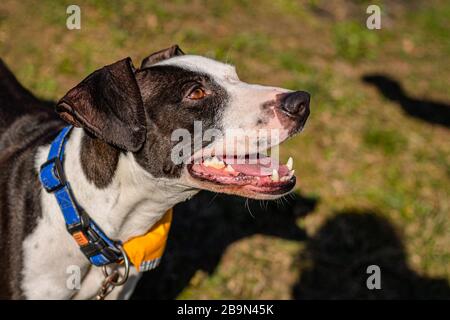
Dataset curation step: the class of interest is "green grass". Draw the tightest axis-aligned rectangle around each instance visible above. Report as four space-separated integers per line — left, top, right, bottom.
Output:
0 0 448 299
334 21 380 61
363 127 407 155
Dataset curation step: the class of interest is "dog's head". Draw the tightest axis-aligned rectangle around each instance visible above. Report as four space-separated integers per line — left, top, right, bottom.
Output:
56 45 310 200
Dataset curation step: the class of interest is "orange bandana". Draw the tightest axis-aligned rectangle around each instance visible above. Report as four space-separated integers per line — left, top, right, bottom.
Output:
122 209 173 272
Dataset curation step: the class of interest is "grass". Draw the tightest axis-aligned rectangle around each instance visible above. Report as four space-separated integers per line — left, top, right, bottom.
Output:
334 21 380 61
0 0 448 299
363 127 407 155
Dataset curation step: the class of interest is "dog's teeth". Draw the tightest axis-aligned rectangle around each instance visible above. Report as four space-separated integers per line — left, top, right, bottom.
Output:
214 157 225 167
289 169 295 177
205 156 225 169
286 157 293 170
280 176 289 182
225 164 235 173
271 169 279 182
203 158 212 167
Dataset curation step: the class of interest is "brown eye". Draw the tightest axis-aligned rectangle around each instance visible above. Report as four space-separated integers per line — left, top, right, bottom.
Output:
188 87 206 100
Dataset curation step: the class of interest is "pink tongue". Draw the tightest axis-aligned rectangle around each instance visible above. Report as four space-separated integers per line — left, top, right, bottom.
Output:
231 164 273 176
222 156 289 177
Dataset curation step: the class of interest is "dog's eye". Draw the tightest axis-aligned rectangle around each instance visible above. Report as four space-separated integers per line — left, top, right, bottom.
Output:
187 87 206 100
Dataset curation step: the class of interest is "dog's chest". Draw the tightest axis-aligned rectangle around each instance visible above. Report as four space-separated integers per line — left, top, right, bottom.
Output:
20 134 182 299
21 138 120 299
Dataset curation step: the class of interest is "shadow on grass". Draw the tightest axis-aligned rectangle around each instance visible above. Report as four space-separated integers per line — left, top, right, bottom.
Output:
362 74 450 128
292 210 450 299
131 191 317 299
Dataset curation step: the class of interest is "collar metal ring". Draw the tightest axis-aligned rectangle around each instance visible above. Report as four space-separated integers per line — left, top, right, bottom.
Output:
101 244 130 286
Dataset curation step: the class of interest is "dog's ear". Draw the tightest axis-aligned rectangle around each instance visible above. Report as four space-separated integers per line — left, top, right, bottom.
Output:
56 58 146 152
140 44 184 69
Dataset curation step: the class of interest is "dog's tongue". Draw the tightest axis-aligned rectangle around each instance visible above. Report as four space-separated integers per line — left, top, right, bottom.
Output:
222 156 289 176
229 163 272 176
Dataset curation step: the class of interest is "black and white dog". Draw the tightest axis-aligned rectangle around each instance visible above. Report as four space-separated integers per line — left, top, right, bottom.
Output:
0 45 310 299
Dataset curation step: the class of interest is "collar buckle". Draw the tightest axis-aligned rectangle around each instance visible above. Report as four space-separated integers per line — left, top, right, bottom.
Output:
66 211 123 264
39 127 126 269
40 157 67 192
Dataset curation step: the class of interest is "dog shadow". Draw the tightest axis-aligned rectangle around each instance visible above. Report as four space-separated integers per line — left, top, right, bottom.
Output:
362 74 450 128
292 210 450 299
131 191 317 299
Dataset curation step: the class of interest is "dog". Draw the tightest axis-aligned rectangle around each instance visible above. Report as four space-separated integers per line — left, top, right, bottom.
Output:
0 45 310 299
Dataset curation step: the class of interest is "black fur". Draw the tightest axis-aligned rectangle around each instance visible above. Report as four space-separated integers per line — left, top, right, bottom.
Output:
57 59 229 181
56 58 147 152
140 44 184 69
0 59 64 298
133 65 228 178
80 133 121 188
0 49 230 298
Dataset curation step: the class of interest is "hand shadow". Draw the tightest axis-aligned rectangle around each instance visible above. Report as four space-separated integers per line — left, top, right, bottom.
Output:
362 74 450 128
292 210 450 299
131 191 317 299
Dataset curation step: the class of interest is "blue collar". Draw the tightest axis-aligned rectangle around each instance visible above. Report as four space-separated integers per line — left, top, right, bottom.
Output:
39 126 124 266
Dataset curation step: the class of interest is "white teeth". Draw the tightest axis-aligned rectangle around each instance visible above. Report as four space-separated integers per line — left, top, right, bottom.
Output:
271 169 279 182
203 157 212 166
286 157 293 171
280 170 295 182
204 156 225 169
225 164 235 173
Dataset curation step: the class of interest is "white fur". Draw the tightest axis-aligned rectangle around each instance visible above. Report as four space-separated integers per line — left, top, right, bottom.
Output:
22 128 197 299
22 55 292 299
158 55 292 155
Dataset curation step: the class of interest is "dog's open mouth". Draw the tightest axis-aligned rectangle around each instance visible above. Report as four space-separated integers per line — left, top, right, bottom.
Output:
187 154 296 195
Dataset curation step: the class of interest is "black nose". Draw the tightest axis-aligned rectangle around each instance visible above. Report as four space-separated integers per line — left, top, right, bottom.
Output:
280 91 310 117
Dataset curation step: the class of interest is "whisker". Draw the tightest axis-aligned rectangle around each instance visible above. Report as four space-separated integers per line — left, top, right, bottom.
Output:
207 192 219 207
245 199 255 218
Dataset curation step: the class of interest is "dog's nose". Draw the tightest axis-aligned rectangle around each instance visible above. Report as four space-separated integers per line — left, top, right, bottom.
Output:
280 91 310 118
